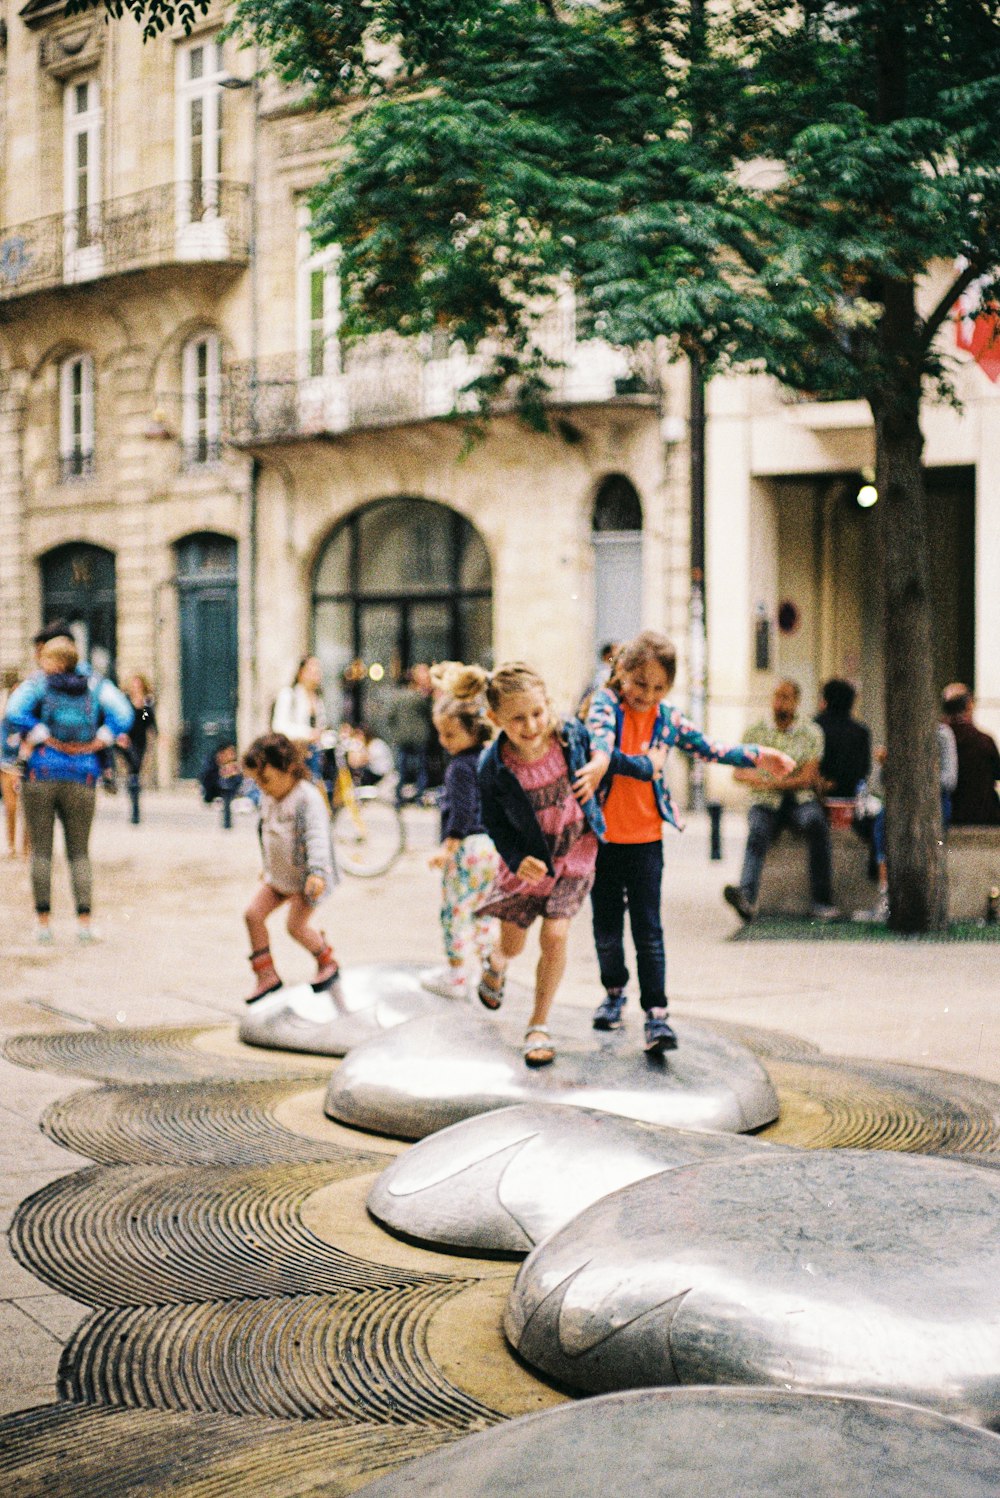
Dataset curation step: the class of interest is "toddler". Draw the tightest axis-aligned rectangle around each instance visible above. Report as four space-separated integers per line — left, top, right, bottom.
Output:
242 732 338 1002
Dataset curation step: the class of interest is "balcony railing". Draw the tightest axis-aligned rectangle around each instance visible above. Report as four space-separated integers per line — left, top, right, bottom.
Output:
0 181 250 301
225 335 659 446
58 447 96 483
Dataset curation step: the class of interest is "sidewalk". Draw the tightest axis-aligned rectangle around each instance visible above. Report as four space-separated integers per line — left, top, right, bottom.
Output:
1 788 996 1420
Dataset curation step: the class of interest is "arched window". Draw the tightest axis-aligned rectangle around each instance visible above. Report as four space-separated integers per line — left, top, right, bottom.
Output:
313 498 493 725
591 474 643 660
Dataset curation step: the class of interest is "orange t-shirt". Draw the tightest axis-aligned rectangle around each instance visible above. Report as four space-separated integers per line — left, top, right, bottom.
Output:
602 704 662 844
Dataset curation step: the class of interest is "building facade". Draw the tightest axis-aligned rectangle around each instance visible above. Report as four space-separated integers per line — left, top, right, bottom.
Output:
1 1 996 799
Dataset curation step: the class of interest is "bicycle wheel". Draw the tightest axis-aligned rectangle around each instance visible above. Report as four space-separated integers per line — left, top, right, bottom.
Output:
332 795 406 877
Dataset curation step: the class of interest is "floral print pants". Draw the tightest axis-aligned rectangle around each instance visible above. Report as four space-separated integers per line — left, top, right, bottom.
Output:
440 833 499 966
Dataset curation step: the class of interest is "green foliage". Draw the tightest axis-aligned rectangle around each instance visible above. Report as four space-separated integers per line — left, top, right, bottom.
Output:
66 0 210 40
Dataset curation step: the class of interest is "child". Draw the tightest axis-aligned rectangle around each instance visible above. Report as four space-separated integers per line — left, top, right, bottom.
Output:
421 667 499 1001
241 732 338 1003
476 661 664 1068
582 630 795 1053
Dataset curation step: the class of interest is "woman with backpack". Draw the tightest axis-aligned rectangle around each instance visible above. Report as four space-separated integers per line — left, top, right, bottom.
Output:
5 637 133 943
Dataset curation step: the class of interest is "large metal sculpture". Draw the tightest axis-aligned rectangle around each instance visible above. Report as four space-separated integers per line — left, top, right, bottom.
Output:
238 964 450 1056
325 1010 779 1139
368 1103 783 1253
353 1387 1000 1497
505 1150 1000 1426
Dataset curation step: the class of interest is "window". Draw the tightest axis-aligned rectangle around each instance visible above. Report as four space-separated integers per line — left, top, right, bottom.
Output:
64 79 101 249
58 354 96 480
298 206 341 379
176 37 224 222
182 334 222 465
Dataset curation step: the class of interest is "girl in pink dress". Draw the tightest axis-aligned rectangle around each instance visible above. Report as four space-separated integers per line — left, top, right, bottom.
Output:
475 662 664 1067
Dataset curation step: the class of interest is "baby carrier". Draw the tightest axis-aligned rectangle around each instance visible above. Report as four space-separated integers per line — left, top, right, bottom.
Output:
38 672 101 744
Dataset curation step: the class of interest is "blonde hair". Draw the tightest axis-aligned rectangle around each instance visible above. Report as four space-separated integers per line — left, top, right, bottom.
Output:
432 663 493 746
610 631 676 693
484 662 550 716
39 638 79 673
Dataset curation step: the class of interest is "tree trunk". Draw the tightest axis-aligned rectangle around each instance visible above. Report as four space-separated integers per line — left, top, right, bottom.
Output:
871 290 947 931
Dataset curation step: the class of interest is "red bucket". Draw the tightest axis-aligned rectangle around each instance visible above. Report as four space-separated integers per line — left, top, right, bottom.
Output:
825 798 855 831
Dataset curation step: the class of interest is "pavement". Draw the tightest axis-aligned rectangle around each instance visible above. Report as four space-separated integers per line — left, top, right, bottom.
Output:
1 785 997 1422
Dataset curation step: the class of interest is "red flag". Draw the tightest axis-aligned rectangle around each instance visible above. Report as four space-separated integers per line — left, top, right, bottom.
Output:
954 265 1000 382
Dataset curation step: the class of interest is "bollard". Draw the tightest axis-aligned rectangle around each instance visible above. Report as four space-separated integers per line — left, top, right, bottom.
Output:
707 801 723 861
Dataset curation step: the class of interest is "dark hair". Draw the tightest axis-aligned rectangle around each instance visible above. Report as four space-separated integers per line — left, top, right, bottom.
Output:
243 732 308 779
293 656 318 688
33 619 74 647
821 678 856 715
610 631 677 692
942 686 971 718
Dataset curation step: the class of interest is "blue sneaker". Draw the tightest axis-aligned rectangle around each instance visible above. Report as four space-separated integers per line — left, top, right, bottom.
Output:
592 989 626 1031
644 1008 678 1055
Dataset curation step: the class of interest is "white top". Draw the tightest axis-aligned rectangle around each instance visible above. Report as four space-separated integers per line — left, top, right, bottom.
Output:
271 683 328 743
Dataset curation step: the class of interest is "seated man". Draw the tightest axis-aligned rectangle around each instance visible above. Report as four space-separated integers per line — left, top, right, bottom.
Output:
724 679 837 922
941 683 1000 826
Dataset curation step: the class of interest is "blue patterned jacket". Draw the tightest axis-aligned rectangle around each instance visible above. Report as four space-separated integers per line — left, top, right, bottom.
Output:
586 687 762 832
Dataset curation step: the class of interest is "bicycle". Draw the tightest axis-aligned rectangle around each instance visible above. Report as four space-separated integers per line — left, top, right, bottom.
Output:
324 744 406 878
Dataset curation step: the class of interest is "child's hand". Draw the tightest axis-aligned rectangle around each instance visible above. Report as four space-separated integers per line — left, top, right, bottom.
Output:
304 874 325 904
757 748 796 780
573 751 610 803
429 839 458 869
516 856 548 884
645 743 668 775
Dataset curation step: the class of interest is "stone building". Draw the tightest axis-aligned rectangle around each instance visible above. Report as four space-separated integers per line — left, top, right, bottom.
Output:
1 1 996 796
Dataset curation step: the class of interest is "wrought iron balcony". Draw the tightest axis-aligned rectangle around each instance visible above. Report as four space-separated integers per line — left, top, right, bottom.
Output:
225 335 659 446
0 181 250 301
58 447 95 483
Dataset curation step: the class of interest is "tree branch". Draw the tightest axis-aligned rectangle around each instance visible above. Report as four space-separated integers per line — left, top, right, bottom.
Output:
920 260 983 350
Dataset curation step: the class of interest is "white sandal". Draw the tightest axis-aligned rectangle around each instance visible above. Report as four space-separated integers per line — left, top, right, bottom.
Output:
523 1026 555 1068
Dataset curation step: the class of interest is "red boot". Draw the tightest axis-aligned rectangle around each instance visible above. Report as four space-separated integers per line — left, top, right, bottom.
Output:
312 937 340 993
246 947 283 1004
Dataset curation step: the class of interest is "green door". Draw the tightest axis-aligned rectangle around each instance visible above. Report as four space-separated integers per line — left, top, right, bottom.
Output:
176 535 238 777
41 542 117 678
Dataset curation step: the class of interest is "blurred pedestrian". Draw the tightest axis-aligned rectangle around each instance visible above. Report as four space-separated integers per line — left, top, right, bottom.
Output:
5 636 133 943
271 656 329 780
116 673 157 825
942 683 1000 825
386 663 434 806
1 666 28 857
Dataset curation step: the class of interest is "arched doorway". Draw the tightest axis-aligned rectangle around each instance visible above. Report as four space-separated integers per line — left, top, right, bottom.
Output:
40 542 117 678
592 474 643 661
175 533 238 777
312 498 493 729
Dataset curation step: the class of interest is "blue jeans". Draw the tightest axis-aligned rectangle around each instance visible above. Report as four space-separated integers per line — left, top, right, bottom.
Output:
395 746 428 805
873 795 950 864
740 797 833 906
590 840 666 1011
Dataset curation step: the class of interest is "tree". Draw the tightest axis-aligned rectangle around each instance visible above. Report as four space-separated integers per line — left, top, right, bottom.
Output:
94 0 1000 929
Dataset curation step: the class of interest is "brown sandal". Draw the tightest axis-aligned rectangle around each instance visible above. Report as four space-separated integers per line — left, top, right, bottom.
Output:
477 959 506 1010
523 1026 555 1068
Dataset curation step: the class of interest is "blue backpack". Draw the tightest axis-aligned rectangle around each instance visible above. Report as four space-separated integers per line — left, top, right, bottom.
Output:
37 672 101 744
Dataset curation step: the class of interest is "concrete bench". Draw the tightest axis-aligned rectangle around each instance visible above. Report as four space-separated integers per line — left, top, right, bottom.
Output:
756 821 1000 921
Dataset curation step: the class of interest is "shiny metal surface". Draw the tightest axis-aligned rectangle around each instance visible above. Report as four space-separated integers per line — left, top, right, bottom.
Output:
238 964 450 1056
354 1387 1000 1497
505 1151 1000 1426
368 1103 782 1254
325 1010 779 1139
